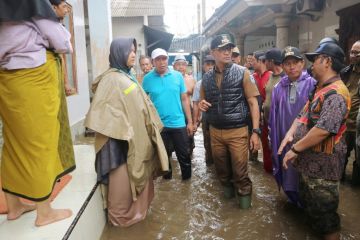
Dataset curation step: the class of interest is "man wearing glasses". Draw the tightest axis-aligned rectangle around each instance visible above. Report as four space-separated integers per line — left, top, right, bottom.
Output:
280 41 350 240
340 40 360 184
199 34 260 209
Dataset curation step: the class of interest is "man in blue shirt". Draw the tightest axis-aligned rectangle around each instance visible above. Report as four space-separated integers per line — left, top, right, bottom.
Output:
142 48 193 180
193 55 216 166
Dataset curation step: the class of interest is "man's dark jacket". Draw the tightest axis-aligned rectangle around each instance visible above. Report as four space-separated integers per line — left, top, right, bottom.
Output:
202 63 250 129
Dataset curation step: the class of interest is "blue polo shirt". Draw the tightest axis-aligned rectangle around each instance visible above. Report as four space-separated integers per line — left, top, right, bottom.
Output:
142 68 186 128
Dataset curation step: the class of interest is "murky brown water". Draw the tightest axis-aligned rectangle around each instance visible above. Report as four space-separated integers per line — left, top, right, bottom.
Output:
95 128 360 240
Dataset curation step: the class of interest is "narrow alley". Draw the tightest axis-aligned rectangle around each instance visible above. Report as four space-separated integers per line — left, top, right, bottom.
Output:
100 128 360 240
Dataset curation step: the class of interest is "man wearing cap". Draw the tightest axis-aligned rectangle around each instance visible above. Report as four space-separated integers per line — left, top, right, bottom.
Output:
253 51 272 101
268 46 315 206
193 55 216 126
245 52 257 162
340 40 360 184
262 48 284 175
193 55 215 165
231 46 241 65
246 52 258 162
173 55 196 154
142 48 193 180
199 34 261 208
252 51 272 173
263 48 285 122
173 55 196 98
279 42 350 240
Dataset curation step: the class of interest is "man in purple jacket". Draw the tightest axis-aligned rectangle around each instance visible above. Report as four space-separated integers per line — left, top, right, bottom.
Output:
268 46 316 206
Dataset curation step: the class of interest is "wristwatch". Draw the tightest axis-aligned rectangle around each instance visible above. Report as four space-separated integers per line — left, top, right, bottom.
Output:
291 145 301 154
252 128 262 136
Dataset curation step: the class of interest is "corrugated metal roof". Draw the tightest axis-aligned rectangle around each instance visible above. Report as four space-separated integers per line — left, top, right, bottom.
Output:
169 34 205 53
111 0 165 17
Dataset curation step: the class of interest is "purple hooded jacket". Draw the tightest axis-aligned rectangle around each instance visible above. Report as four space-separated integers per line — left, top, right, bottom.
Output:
268 70 316 206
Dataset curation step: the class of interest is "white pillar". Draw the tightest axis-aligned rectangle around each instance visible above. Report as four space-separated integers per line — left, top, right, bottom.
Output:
237 35 245 58
274 15 291 49
143 15 148 26
234 33 245 65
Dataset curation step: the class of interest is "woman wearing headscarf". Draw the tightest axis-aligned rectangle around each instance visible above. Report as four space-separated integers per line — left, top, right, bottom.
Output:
0 0 75 226
85 37 168 227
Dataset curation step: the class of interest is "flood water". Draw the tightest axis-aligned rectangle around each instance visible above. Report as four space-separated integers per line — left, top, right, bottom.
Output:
95 128 360 240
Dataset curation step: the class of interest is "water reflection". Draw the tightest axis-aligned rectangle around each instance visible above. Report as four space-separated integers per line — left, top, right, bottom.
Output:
95 128 360 240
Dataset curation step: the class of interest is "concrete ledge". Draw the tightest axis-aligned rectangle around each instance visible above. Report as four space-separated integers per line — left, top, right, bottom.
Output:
70 119 86 141
67 186 106 240
0 145 105 240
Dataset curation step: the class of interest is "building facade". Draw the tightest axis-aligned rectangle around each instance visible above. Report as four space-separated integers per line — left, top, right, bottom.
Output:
203 0 360 64
111 0 172 58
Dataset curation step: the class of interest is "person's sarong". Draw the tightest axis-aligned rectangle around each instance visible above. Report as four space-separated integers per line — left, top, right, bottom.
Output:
107 164 154 227
94 135 154 227
0 51 75 201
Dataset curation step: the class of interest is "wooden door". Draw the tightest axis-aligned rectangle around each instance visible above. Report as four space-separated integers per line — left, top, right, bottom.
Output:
336 3 360 64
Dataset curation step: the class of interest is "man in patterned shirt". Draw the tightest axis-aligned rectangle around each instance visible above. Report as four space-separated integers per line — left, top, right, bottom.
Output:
279 42 350 240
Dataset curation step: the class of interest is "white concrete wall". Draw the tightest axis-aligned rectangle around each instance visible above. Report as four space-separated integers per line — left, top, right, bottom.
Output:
66 0 91 128
112 17 146 56
244 36 276 55
112 16 147 75
67 0 113 135
87 0 113 81
288 19 300 48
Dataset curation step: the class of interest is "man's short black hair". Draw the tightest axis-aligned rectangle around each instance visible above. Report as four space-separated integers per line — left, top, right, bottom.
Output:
330 57 345 73
49 0 65 6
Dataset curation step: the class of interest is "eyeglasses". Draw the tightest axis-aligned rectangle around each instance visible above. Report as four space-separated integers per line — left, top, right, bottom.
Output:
314 54 328 62
350 50 360 56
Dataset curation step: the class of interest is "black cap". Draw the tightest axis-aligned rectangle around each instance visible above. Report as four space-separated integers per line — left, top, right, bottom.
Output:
318 37 339 47
281 46 303 62
210 34 235 50
264 48 283 64
305 42 345 63
232 46 240 56
204 55 215 62
254 51 265 60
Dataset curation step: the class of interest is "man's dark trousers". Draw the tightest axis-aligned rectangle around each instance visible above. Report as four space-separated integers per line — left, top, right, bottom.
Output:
161 127 191 180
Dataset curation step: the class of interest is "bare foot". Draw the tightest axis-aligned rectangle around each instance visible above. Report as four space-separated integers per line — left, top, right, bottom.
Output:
7 203 36 220
35 209 73 227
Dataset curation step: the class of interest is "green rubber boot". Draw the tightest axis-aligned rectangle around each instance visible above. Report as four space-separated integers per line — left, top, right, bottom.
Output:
223 185 235 199
237 194 251 209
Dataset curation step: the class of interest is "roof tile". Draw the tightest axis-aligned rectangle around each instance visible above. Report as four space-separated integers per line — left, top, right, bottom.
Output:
111 0 165 17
